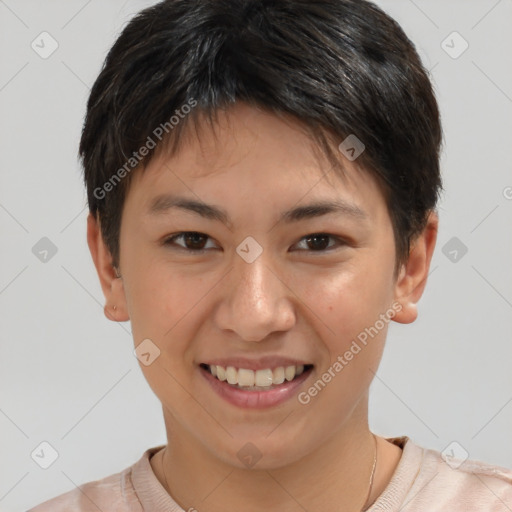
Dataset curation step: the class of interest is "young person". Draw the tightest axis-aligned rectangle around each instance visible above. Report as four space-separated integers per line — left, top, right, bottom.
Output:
29 0 512 510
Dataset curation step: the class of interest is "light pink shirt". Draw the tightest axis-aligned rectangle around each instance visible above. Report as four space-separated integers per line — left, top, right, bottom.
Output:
27 436 512 511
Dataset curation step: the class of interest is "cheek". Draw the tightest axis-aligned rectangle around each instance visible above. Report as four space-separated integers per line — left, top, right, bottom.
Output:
301 263 393 346
128 271 206 407
300 269 392 415
128 263 205 328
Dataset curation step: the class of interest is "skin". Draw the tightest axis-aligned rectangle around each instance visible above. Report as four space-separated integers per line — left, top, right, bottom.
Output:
87 102 438 512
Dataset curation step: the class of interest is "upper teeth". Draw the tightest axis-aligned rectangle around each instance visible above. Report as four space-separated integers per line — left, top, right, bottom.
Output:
209 364 305 387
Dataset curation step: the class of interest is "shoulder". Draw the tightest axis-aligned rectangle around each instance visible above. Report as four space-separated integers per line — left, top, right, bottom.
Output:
26 466 141 512
401 438 512 511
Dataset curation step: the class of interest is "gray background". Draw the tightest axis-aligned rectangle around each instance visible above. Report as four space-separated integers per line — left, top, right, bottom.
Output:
1 0 511 510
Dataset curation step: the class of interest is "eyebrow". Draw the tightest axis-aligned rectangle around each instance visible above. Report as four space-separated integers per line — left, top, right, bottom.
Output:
146 193 368 228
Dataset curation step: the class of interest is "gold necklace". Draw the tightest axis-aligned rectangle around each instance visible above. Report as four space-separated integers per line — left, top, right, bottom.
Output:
159 434 378 511
361 433 378 511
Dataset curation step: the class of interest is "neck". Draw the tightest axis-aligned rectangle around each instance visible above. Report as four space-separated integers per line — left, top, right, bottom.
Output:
153 401 384 512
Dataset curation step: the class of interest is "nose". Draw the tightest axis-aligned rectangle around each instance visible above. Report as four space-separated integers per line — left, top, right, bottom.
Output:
214 252 296 342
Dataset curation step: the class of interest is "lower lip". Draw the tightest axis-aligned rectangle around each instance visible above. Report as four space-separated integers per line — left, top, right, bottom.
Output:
199 365 313 409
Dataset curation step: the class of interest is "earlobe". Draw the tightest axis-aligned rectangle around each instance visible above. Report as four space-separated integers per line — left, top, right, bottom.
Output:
87 212 129 322
104 304 117 321
392 211 438 325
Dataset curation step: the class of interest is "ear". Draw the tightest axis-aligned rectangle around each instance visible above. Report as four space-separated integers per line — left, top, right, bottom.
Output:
392 211 438 324
86 212 129 322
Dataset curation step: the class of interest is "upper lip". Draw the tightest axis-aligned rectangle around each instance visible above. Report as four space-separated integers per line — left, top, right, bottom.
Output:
201 357 313 371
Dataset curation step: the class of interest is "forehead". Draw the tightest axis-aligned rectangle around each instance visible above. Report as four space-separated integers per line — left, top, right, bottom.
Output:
124 103 386 221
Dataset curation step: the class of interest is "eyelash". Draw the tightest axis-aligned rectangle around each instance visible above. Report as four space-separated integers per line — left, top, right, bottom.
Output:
163 231 348 254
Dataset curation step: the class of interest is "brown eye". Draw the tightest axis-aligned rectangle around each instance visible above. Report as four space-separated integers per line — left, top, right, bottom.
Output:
163 232 347 255
294 233 346 252
305 234 331 250
164 232 216 253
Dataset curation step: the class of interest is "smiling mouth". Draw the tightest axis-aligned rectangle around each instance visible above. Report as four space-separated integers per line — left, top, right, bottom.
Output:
199 363 314 391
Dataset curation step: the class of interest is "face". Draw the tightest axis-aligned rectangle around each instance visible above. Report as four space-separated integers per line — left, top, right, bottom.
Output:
89 102 435 470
